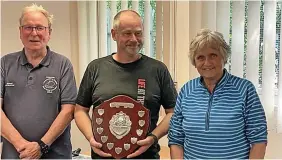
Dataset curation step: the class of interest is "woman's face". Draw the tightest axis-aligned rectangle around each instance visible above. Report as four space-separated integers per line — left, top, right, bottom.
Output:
194 47 225 82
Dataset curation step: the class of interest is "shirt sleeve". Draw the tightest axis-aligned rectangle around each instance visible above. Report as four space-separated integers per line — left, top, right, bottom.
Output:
60 58 77 105
244 82 268 144
160 63 177 109
1 57 5 98
76 63 94 108
168 84 186 147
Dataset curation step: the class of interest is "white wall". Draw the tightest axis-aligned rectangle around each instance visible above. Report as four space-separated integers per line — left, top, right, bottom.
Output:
1 1 71 57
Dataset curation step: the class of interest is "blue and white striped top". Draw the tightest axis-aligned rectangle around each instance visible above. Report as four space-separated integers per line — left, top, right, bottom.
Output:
168 70 267 159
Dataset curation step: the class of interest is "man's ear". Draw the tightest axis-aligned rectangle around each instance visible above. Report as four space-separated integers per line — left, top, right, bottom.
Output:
111 29 117 41
19 26 23 40
49 28 52 35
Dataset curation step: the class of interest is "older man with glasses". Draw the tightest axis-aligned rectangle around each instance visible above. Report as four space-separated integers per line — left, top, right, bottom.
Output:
0 3 77 159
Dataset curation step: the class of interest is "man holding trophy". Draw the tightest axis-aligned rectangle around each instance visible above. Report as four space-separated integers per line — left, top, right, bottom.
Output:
75 10 177 159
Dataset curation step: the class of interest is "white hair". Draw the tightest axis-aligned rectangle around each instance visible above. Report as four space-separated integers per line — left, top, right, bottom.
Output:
19 3 54 28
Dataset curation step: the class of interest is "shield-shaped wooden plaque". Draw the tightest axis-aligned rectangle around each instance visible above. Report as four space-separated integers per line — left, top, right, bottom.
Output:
92 95 150 159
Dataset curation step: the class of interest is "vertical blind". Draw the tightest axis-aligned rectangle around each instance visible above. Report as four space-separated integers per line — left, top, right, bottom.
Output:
211 1 281 132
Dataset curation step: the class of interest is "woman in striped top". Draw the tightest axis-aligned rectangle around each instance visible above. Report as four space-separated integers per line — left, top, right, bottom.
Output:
168 29 267 159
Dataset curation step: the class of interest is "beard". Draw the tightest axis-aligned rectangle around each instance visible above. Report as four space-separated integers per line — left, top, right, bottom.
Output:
125 44 143 55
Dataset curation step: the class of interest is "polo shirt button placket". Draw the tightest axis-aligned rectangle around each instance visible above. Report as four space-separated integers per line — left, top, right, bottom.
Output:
27 74 35 85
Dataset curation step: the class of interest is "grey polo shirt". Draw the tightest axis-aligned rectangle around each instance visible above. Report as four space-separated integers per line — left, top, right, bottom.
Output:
0 46 77 159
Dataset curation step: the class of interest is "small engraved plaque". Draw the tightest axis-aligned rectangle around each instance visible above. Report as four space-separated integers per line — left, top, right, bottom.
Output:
96 118 103 125
98 109 104 116
138 120 145 127
124 144 130 151
115 147 122 154
138 111 145 117
101 136 108 143
97 127 103 134
131 137 137 144
107 143 114 150
136 129 143 136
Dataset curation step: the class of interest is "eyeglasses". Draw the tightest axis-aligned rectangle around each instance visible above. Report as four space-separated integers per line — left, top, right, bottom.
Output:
21 25 49 33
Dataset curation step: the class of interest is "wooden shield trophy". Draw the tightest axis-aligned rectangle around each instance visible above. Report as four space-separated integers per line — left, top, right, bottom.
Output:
92 95 150 159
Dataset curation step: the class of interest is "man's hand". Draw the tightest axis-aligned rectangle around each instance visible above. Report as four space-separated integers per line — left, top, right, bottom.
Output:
18 141 41 159
127 136 155 158
13 139 29 154
89 137 112 157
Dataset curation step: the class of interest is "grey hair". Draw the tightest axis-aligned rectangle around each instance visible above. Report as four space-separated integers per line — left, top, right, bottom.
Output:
113 10 142 30
19 3 54 28
189 28 230 66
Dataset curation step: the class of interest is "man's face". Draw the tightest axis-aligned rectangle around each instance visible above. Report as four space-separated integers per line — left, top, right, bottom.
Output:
112 13 144 56
19 11 51 53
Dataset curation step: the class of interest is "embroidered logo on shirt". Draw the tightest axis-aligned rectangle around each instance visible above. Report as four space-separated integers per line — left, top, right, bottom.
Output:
5 82 15 87
43 77 57 93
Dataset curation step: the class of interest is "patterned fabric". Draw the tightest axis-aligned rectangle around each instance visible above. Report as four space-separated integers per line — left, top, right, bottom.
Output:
168 69 267 159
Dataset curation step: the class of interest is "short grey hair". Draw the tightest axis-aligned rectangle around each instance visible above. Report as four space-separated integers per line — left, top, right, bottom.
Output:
19 3 54 28
113 10 142 30
189 29 230 66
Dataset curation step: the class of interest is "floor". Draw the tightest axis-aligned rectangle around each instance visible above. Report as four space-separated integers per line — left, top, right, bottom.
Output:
160 146 170 159
79 147 170 159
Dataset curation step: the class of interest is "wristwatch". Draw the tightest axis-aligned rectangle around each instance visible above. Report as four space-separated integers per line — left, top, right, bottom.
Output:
37 140 50 155
148 133 158 144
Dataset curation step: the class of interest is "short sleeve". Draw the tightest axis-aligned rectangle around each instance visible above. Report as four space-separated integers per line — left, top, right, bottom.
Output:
1 57 5 98
60 58 77 105
160 64 177 109
76 64 95 108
